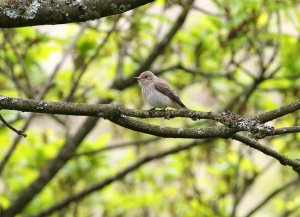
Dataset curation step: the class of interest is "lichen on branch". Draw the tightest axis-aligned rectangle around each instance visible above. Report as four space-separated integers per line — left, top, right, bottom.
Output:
0 95 298 140
0 0 155 28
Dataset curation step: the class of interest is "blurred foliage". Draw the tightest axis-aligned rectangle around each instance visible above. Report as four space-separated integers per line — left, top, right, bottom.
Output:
1 0 300 216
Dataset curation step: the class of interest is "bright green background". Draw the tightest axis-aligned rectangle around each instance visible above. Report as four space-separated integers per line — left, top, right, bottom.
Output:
0 0 300 216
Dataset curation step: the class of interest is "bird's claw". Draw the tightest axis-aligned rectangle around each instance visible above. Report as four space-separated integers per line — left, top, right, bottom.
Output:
148 107 170 119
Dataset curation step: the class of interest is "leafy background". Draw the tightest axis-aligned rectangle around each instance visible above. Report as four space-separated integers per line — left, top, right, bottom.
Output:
0 0 300 216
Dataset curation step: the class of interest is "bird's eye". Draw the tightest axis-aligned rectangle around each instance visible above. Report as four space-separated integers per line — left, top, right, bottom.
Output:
145 76 148 78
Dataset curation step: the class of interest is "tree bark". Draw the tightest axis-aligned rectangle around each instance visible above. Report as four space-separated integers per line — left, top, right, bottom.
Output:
0 0 154 28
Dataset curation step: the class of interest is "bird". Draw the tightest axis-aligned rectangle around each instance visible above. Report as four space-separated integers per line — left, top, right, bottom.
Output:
134 71 187 110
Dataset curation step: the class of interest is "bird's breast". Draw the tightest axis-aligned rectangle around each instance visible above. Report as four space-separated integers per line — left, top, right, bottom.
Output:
141 84 172 108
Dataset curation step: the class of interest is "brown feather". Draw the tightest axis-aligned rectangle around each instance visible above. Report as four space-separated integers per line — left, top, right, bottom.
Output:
154 80 186 108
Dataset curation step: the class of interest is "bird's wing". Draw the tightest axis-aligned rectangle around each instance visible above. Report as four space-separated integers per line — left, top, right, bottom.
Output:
154 80 186 108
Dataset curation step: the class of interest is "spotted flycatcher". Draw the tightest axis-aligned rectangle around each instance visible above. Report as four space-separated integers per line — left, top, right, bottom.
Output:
135 71 187 109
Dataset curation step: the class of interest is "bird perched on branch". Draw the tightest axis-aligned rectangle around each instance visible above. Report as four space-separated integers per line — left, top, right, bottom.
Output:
135 71 187 110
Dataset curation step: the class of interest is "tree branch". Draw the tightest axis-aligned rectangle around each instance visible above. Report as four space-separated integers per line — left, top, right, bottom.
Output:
0 113 26 137
2 4 194 215
2 116 100 217
255 99 300 123
273 126 300 136
1 82 299 216
111 0 194 89
73 137 159 158
0 95 299 139
1 93 299 216
0 0 154 28
243 177 300 217
232 134 300 174
30 140 206 217
1 95 300 174
29 136 300 217
0 95 277 138
0 24 87 175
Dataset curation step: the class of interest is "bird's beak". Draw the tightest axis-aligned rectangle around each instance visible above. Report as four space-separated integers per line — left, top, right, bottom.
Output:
134 77 140 80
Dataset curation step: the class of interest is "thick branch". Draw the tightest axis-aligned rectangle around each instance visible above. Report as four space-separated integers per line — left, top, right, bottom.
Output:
1 95 300 170
109 114 233 138
2 96 296 125
2 95 300 216
0 96 275 138
0 0 154 28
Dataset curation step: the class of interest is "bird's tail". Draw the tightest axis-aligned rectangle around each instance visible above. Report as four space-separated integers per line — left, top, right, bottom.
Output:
179 101 187 109
172 100 186 109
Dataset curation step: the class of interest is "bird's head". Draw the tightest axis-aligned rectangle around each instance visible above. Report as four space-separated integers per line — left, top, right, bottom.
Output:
134 71 156 86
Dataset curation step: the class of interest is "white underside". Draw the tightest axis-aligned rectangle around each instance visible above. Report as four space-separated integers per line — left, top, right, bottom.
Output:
141 84 179 108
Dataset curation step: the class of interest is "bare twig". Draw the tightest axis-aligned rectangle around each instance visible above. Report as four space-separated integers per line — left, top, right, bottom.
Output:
273 126 300 136
64 18 119 102
74 137 159 158
232 134 300 173
30 140 206 217
0 114 34 174
4 30 32 95
230 160 274 217
2 115 100 217
0 24 88 175
243 177 300 217
111 0 195 90
0 113 26 137
0 114 23 129
192 5 224 17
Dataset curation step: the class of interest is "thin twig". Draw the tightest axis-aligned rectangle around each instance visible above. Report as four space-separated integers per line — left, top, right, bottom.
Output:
30 140 206 217
232 134 300 173
4 30 32 95
64 19 119 102
73 137 160 158
0 113 26 137
0 24 88 176
243 177 300 217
